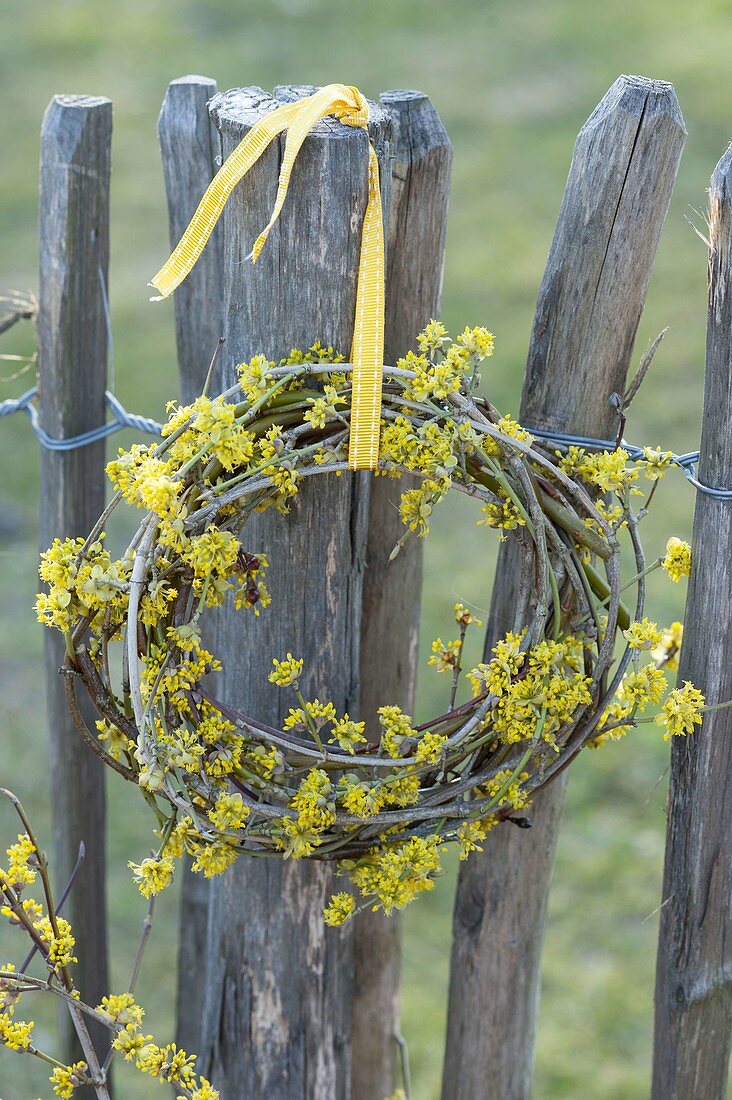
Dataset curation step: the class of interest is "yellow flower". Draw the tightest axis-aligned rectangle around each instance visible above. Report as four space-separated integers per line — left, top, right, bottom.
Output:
268 653 304 687
349 834 443 915
237 354 275 403
192 395 236 441
329 715 367 754
323 892 355 926
289 769 335 832
34 915 77 969
494 414 533 448
246 744 283 779
213 425 256 472
428 637 461 674
186 1078 220 1095
619 665 667 710
468 630 525 697
416 318 449 353
50 1062 89 1098
640 446 673 480
2 833 36 890
381 773 421 808
304 699 337 727
181 527 239 583
403 347 464 401
478 496 526 531
137 473 181 518
623 618 663 651
398 478 448 538
277 818 324 859
562 447 637 494
304 385 346 429
456 325 495 359
128 855 175 898
191 841 238 879
0 1010 34 1051
457 819 495 859
415 731 447 764
338 778 386 818
662 537 692 582
35 586 73 631
378 705 416 756
96 719 133 762
97 992 144 1029
657 681 705 740
454 602 483 628
136 1041 197 1084
483 769 530 810
113 1025 152 1061
186 1079 221 1100
208 793 250 831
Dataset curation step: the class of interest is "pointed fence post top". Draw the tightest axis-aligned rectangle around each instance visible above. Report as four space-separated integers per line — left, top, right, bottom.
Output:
523 73 685 438
581 74 685 133
210 83 391 138
704 143 732 489
41 95 112 163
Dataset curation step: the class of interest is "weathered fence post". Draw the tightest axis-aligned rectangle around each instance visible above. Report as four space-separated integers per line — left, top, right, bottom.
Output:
351 88 451 1100
193 85 390 1098
157 73 222 1058
651 145 732 1100
38 94 112 1076
442 75 685 1100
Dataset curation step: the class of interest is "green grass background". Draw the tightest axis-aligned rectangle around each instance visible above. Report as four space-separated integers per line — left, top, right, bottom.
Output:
1 0 731 1096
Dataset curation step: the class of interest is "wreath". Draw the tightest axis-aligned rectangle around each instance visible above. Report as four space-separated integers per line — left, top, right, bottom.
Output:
37 322 698 924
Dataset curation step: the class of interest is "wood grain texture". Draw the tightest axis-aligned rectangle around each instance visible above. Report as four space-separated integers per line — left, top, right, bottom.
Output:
351 88 451 1100
442 75 685 1100
158 75 223 403
651 145 732 1100
38 94 112 1079
197 85 391 1100
158 74 223 1060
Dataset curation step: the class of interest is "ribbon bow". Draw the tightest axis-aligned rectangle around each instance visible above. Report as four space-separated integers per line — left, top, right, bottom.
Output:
150 83 384 470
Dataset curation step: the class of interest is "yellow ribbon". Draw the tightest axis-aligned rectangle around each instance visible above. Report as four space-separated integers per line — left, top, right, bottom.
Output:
150 83 384 470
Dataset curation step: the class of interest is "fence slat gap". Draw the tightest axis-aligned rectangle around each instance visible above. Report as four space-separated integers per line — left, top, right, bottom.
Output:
38 93 112 1087
442 74 685 1100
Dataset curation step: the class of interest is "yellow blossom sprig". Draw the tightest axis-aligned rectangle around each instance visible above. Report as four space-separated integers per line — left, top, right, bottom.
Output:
428 603 484 710
662 537 692 582
0 792 219 1100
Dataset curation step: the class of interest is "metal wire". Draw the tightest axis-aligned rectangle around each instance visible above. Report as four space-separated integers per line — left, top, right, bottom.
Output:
1 387 731 499
529 426 732 501
0 387 162 451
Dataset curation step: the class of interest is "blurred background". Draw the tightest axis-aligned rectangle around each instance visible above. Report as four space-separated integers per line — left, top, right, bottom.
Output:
1 1 731 1096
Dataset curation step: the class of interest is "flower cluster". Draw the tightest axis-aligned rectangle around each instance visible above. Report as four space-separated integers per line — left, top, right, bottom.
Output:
0 793 219 1099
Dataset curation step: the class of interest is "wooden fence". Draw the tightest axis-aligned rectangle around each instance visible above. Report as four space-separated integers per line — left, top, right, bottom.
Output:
34 75 732 1100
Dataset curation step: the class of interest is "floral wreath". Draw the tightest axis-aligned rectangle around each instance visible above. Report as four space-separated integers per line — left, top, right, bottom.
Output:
37 322 699 925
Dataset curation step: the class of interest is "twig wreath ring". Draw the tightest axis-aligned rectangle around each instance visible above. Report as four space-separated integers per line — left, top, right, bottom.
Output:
38 321 673 921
